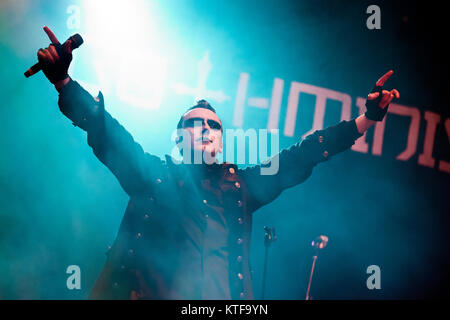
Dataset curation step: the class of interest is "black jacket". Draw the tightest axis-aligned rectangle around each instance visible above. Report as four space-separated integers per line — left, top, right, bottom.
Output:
58 79 363 299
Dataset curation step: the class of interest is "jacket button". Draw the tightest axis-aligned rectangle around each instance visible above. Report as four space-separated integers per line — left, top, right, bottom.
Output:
156 178 162 184
237 256 242 262
203 199 207 204
136 233 142 239
240 292 245 298
237 273 244 280
319 135 324 143
229 167 235 174
128 249 134 255
144 214 149 220
237 238 243 245
237 200 242 207
323 150 329 158
234 182 241 189
113 282 118 287
149 196 155 202
237 217 243 224
205 214 209 219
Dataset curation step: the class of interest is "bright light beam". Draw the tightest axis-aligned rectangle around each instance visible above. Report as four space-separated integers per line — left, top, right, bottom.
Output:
83 0 167 110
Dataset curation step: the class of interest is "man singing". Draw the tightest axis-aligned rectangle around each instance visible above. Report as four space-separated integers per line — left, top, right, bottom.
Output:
35 26 399 300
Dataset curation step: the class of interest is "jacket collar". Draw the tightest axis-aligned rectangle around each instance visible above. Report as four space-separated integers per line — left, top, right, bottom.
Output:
164 154 237 178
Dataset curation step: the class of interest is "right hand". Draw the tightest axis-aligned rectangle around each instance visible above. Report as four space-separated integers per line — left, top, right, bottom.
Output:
37 26 72 84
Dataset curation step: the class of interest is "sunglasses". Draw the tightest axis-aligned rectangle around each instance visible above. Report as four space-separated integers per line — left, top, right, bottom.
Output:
183 117 222 131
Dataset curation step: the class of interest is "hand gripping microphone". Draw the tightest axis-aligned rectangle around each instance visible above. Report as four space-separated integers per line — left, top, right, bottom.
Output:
24 33 83 78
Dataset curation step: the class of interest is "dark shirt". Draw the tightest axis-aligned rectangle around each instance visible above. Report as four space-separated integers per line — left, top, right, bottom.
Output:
58 79 364 299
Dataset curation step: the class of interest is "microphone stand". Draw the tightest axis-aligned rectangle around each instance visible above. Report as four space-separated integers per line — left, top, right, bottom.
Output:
305 235 328 300
261 226 277 300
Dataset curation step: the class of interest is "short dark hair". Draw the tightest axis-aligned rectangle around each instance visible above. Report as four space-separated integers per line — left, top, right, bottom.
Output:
176 100 218 129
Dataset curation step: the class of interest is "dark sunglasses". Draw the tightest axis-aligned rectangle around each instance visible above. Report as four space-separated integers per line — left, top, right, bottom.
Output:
182 117 222 130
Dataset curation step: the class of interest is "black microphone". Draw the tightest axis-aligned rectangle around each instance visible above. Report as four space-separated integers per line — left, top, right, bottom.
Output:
24 33 83 78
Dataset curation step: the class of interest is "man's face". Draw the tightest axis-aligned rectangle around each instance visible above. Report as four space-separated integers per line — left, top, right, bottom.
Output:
180 108 223 161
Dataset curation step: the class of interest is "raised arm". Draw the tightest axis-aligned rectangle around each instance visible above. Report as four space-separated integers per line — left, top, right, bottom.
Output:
37 26 165 196
240 70 400 213
240 118 364 213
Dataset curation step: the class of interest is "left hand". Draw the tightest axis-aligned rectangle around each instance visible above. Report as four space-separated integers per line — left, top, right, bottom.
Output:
365 70 400 121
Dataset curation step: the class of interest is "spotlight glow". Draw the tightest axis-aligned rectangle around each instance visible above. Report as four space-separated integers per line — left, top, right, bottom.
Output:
82 0 167 110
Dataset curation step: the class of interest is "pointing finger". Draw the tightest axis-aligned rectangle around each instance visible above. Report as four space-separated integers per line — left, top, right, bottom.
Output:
43 26 60 45
376 70 394 87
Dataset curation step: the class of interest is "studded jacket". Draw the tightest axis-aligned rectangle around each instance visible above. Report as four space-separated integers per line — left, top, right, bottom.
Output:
57 79 364 300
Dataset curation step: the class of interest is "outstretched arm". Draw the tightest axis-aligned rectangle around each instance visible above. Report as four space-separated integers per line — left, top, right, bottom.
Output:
37 26 165 196
240 70 400 213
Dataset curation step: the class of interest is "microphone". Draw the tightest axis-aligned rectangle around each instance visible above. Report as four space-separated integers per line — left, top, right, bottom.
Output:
311 235 329 250
305 235 329 300
24 33 83 78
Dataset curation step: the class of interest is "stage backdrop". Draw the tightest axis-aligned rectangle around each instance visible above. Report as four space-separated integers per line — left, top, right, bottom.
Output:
0 0 448 299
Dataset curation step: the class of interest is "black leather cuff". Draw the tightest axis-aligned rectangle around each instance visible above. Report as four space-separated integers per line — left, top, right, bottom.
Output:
364 85 388 121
